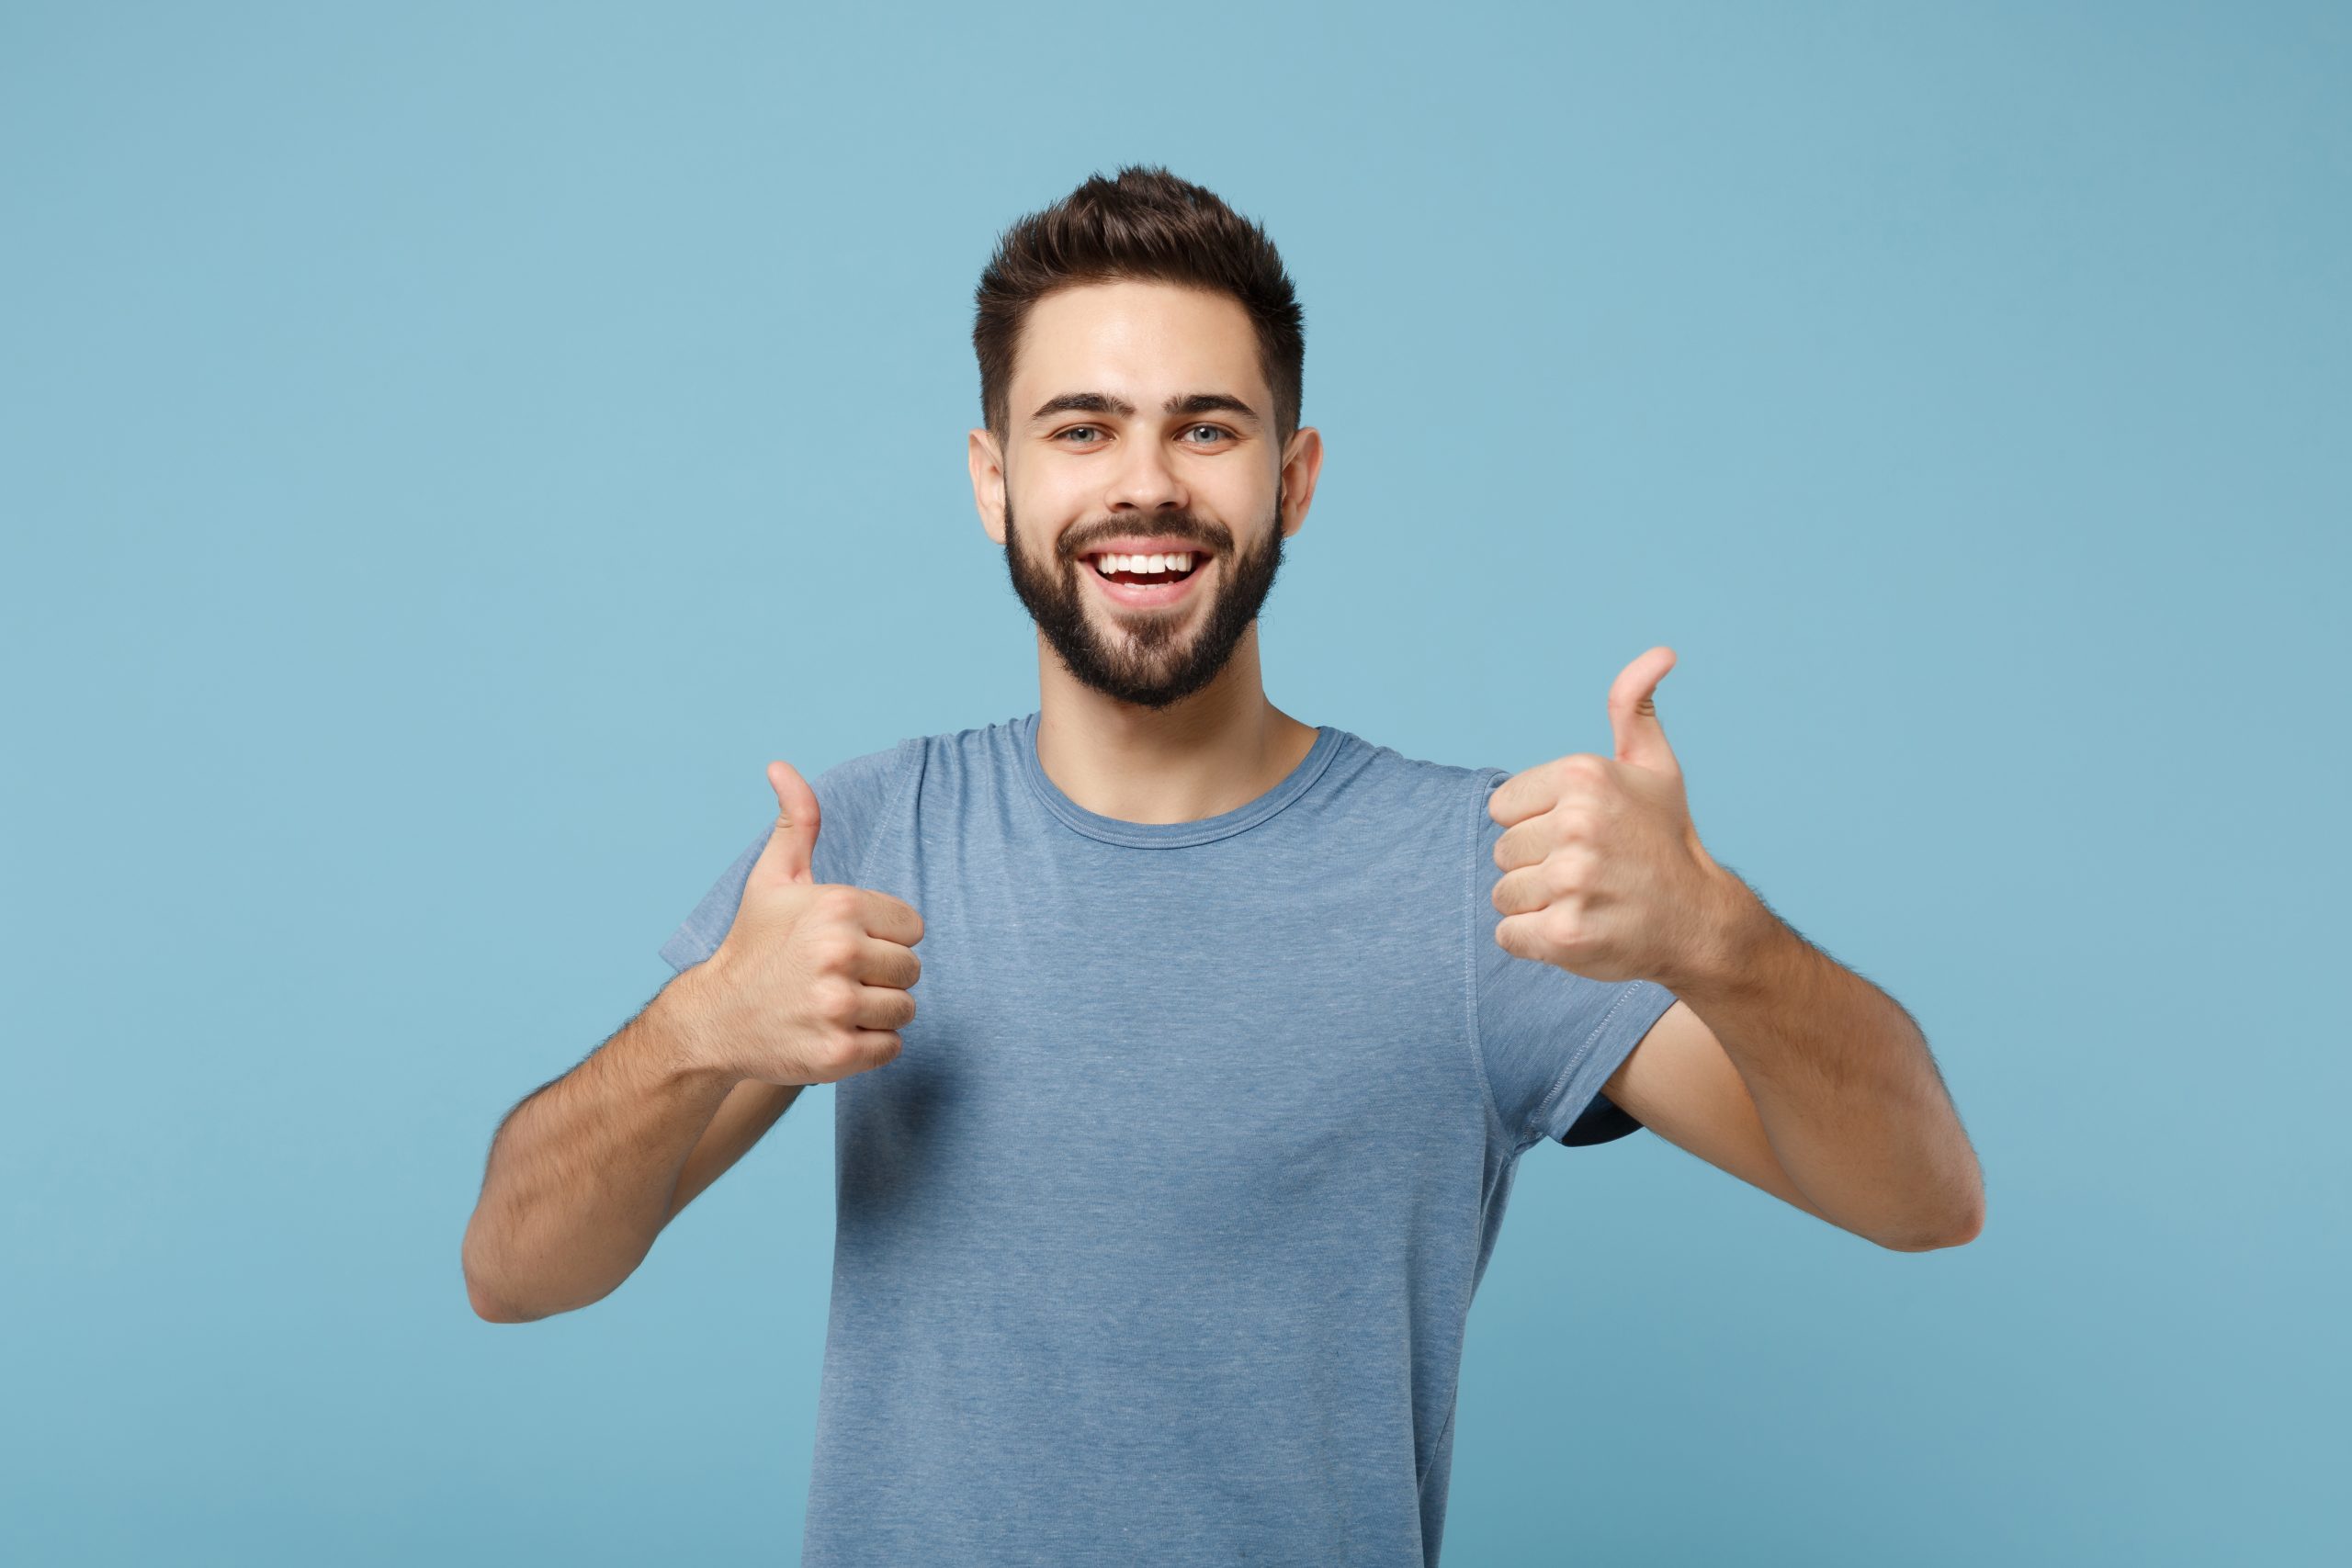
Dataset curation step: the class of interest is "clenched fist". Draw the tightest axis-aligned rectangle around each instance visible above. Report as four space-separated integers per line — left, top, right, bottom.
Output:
1487 646 1753 988
695 760 926 1087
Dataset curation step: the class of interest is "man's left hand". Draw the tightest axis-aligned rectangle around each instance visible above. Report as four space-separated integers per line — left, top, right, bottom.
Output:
1487 645 1751 987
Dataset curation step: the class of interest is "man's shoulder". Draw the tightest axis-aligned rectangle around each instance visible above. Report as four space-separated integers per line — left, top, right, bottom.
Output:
807 737 928 854
815 736 919 789
819 713 1021 776
875 715 1034 780
1335 729 1505 803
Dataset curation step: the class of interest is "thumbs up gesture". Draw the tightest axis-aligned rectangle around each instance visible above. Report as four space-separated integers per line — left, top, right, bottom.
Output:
697 761 927 1087
1487 647 1747 987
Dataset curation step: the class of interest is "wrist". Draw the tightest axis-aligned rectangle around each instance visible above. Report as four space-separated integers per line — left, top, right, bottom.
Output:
648 957 746 1090
1664 863 1785 1003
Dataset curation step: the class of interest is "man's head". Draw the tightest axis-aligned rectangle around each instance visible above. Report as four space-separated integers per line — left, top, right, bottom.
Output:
967 166 1322 711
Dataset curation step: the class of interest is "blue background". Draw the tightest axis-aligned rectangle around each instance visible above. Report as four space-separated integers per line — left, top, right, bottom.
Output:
5 3 2343 1562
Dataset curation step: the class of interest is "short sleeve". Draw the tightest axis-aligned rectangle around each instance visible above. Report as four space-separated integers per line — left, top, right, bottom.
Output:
656 740 913 975
1471 767 1680 1149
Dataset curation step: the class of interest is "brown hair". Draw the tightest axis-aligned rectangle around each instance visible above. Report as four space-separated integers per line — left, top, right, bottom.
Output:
973 164 1306 451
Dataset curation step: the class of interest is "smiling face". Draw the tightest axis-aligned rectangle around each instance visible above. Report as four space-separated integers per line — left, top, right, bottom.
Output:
971 279 1320 711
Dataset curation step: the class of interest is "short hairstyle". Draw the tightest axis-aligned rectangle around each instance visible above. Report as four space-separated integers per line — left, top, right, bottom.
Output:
973 164 1306 451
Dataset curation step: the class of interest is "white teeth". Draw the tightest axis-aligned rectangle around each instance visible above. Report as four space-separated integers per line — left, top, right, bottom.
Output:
1092 551 1195 576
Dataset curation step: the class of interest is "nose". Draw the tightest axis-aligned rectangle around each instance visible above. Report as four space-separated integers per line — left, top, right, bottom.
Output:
1102 435 1187 514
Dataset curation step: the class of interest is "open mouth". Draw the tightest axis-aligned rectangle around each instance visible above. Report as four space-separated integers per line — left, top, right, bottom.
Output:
1084 549 1203 586
1081 548 1209 609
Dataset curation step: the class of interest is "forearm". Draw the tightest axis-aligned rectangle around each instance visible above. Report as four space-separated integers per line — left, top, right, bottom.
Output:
1671 877 1985 1251
464 968 742 1321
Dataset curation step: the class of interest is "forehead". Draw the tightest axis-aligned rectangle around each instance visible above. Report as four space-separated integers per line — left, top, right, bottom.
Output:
1011 280 1264 405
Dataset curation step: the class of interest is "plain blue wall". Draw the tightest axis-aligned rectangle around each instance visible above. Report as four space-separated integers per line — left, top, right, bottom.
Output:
4 2 2343 1562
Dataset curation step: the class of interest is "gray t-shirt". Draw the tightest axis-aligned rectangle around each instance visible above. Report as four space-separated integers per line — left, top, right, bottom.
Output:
659 712 1678 1566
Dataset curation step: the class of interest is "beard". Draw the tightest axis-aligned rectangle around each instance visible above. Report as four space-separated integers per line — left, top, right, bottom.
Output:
1001 481 1289 712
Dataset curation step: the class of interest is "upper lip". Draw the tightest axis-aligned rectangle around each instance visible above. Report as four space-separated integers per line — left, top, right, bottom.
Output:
1079 536 1210 559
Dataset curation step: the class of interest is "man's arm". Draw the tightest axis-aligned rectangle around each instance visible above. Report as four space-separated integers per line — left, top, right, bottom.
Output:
1487 648 1983 1254
462 965 759 1323
666 1076 802 1224
1597 1000 1840 1232
1651 886 1985 1252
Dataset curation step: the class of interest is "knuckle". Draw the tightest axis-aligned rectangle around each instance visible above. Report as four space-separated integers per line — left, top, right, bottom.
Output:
810 976 856 1024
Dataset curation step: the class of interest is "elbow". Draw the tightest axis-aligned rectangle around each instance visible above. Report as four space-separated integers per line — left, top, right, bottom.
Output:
462 1224 547 1324
462 1244 607 1324
467 1271 537 1324
1882 1197 1985 1254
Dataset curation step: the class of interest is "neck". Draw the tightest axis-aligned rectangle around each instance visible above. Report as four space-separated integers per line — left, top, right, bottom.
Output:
1032 626 1318 825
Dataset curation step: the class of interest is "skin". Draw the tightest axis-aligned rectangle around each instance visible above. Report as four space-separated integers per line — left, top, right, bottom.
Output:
967 279 1327 825
1488 657 1985 1249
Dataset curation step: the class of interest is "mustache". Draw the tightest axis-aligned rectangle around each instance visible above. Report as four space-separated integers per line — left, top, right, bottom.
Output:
1064 519 1230 559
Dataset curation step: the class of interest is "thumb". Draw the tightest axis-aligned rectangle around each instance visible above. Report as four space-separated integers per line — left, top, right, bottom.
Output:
753 760 821 884
1607 645 1683 780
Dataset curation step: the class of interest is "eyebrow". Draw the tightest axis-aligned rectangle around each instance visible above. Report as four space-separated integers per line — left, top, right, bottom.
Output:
1026 390 1262 428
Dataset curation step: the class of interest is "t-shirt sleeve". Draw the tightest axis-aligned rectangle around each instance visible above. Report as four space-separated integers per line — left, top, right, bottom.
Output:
656 740 913 976
1470 767 1681 1150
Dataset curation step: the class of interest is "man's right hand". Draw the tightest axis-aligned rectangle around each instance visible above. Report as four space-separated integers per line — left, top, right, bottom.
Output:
693 760 925 1087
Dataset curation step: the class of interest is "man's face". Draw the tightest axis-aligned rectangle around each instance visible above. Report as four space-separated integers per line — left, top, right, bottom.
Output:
973 280 1307 711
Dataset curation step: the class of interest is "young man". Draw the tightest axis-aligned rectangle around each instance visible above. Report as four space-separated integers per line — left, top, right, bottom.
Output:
464 165 1984 1566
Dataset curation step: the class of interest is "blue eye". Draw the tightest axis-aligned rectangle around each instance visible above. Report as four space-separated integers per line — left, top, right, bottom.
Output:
1050 423 1233 447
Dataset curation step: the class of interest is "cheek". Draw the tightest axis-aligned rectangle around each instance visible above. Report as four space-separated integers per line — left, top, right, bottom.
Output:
1227 480 1283 532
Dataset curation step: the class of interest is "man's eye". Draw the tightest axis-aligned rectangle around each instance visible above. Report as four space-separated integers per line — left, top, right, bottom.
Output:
1052 424 1230 446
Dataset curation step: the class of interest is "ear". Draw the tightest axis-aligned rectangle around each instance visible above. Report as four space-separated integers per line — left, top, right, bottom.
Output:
1278 424 1324 540
968 427 1007 546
